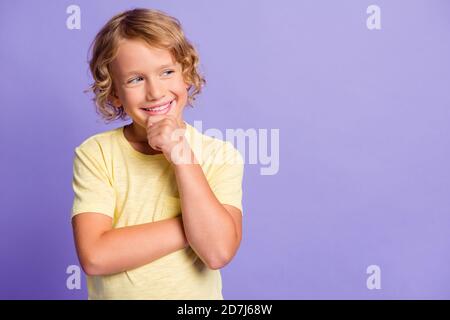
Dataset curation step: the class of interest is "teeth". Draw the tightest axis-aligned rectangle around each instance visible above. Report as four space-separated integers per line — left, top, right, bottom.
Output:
143 101 172 111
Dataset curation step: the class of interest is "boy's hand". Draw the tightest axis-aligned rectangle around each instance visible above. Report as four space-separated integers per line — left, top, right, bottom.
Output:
146 115 189 163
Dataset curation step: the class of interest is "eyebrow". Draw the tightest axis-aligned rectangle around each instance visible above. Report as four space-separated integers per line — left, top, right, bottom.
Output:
123 64 176 77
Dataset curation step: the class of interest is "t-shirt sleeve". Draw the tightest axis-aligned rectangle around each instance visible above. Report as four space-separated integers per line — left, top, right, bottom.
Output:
208 141 244 214
71 143 116 219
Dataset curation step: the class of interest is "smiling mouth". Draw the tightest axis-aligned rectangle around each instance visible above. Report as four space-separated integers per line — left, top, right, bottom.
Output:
140 99 175 115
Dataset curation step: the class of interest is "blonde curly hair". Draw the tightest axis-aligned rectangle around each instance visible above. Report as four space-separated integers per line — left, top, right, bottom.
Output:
84 8 206 123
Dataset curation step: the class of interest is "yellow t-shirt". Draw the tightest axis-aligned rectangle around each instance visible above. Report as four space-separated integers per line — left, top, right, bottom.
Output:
71 121 244 300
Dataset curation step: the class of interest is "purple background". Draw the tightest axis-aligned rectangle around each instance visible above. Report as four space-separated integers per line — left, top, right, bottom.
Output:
1 0 449 299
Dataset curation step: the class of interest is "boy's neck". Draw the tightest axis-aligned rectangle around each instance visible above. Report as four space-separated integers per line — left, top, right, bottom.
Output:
124 123 148 143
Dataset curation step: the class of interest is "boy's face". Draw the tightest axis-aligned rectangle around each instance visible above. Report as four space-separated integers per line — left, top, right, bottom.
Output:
109 38 189 131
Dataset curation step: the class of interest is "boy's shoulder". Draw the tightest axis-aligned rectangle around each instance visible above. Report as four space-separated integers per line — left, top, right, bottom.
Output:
75 126 121 152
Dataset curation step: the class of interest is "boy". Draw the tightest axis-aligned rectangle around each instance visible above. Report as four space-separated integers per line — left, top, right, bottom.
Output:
71 8 244 299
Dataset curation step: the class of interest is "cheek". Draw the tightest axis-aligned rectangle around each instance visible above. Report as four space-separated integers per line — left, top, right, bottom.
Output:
173 76 189 93
174 82 189 99
123 87 145 103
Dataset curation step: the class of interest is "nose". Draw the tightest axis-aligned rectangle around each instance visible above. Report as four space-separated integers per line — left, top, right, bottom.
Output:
145 78 165 101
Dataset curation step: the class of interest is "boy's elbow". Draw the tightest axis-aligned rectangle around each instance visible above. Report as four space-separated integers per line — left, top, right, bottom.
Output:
79 252 106 276
207 240 241 270
206 251 233 270
207 260 226 270
81 262 102 276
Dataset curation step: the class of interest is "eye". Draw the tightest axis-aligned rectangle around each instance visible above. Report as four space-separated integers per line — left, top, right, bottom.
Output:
162 70 175 76
128 76 144 84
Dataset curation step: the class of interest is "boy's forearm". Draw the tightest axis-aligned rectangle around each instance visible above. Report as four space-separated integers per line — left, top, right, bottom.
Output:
88 216 188 276
172 150 239 270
